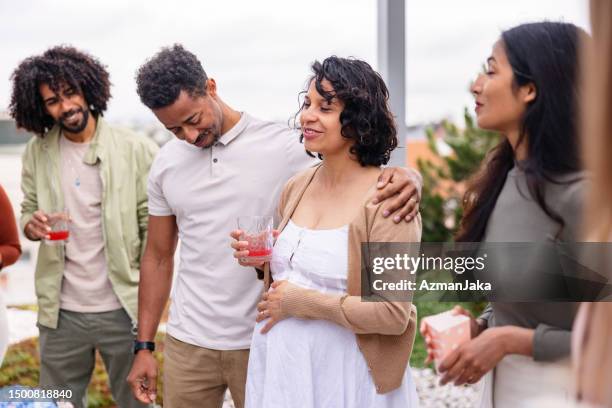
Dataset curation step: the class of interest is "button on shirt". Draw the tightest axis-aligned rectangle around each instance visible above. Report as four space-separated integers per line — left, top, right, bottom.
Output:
147 113 317 349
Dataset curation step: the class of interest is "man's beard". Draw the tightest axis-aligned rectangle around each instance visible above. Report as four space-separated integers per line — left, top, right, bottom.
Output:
195 129 220 149
59 107 90 134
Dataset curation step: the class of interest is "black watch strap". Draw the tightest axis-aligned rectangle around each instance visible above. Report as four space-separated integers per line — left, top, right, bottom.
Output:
133 340 155 354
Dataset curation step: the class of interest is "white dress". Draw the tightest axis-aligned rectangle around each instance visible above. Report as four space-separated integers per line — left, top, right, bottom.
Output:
478 355 573 408
246 220 419 408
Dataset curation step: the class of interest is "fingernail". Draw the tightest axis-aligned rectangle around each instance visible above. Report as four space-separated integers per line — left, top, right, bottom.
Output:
150 393 156 401
382 210 389 217
394 216 401 222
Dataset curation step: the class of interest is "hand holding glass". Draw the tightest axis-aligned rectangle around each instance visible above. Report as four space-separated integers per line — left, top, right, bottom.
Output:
44 209 70 245
236 216 274 263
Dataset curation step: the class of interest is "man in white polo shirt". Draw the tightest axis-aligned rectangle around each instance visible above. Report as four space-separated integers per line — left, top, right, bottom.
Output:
127 44 421 408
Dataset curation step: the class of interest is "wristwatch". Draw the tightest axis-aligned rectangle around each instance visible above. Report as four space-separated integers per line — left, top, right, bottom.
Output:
133 340 155 354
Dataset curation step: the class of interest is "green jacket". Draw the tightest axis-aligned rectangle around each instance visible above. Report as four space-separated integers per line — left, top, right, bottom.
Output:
20 118 159 329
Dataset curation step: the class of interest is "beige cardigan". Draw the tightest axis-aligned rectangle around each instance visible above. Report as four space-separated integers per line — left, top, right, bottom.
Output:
264 164 422 393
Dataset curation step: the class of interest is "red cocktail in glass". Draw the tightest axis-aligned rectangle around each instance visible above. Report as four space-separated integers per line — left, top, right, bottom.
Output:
48 230 70 241
44 209 70 246
237 216 274 263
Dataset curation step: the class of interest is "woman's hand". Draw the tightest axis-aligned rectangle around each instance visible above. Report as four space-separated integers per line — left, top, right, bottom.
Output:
438 327 510 386
256 280 297 334
420 305 487 365
230 229 279 268
437 325 534 386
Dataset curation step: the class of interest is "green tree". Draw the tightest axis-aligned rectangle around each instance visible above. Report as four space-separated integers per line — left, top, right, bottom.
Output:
417 108 500 242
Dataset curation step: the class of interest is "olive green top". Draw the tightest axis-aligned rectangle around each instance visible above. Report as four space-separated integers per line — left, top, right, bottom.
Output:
20 118 159 328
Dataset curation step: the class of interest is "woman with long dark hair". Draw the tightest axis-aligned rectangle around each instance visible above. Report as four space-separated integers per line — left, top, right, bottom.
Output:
231 56 422 407
422 22 588 406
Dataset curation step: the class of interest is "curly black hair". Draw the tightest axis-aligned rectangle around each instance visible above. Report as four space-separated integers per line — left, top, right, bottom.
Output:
9 45 111 136
297 56 397 166
136 44 208 110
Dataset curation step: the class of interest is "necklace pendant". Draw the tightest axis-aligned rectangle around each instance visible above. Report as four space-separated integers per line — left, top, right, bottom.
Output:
75 177 81 187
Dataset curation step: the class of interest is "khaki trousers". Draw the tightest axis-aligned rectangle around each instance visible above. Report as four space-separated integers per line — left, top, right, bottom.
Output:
163 334 249 408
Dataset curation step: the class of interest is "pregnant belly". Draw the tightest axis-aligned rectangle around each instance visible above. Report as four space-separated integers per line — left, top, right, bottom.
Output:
251 316 357 357
248 316 371 397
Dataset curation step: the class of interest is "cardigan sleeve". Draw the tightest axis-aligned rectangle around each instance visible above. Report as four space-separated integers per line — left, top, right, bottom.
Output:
280 205 422 335
0 185 22 268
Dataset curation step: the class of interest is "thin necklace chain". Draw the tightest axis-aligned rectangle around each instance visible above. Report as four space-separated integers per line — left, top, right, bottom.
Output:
61 132 86 188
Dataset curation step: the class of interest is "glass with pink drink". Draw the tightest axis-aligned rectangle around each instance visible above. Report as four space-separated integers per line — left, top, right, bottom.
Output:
237 216 274 263
44 208 70 246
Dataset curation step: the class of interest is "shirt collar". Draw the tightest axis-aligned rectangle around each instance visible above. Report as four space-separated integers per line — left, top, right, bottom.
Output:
83 116 106 165
44 117 107 165
217 112 247 146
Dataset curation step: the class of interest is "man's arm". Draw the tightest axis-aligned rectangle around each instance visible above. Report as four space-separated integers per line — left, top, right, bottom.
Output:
135 139 159 259
127 214 177 404
137 214 178 342
20 142 53 241
283 130 423 224
279 151 423 228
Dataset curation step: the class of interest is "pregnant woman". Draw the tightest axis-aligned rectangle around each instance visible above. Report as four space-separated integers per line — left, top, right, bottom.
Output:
231 56 422 407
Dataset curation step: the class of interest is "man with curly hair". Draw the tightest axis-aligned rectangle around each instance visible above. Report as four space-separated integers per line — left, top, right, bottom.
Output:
127 44 422 408
9 46 158 408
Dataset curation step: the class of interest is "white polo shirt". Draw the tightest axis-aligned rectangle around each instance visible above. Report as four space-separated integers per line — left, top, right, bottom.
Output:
147 113 317 349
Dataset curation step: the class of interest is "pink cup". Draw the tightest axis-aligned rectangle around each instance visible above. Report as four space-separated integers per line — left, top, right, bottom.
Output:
422 310 471 371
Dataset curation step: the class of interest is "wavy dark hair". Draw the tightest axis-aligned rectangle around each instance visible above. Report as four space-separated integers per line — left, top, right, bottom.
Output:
295 56 397 166
136 44 208 110
457 22 587 242
9 46 111 137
